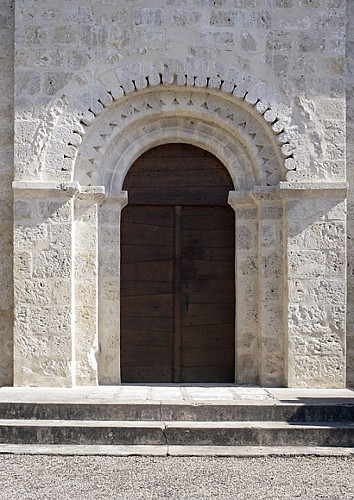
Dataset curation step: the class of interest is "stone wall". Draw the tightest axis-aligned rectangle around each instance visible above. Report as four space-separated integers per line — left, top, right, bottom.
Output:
0 0 14 386
7 0 352 387
346 0 354 387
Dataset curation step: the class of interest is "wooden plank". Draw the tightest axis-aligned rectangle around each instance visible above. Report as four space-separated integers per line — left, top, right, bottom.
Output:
182 347 235 367
121 224 173 246
121 144 236 383
122 329 173 347
121 262 173 282
120 316 173 332
121 293 173 318
123 145 234 206
181 207 235 230
182 279 235 304
141 143 215 158
121 204 174 382
180 203 235 382
181 228 235 248
173 205 182 383
181 365 234 383
181 325 235 348
121 280 172 296
122 205 175 227
121 246 173 264
121 366 173 383
181 261 235 280
125 165 232 187
121 346 173 366
181 303 235 326
126 187 231 206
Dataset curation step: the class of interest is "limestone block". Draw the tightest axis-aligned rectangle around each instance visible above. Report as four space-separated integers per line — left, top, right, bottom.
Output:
266 31 292 51
235 223 255 250
14 201 32 219
302 222 345 250
289 304 329 334
29 305 71 339
101 278 119 302
262 252 282 278
51 279 71 306
14 279 51 306
75 223 96 252
14 251 32 278
249 10 272 28
238 255 258 276
39 359 72 381
33 250 71 278
14 224 48 250
49 223 72 249
200 31 234 47
37 201 72 222
75 280 97 307
133 8 164 26
74 252 96 280
171 9 201 26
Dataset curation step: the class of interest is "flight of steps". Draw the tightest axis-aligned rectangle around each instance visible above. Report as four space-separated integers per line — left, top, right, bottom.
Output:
0 400 353 455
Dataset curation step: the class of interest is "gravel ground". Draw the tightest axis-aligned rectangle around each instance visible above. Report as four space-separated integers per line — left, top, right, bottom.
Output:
0 455 353 499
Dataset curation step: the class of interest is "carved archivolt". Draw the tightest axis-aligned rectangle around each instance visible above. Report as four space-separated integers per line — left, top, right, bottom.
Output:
28 60 301 186
74 88 287 192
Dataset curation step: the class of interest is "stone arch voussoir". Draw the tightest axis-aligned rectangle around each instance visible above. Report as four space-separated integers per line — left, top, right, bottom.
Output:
36 59 303 184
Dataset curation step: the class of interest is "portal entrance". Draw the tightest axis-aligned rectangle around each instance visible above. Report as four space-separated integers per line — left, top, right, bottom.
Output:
120 144 235 382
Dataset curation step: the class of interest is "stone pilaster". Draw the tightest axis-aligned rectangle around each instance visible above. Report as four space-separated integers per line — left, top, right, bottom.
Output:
252 188 284 387
74 186 105 386
98 191 128 385
228 191 259 384
280 182 348 388
13 181 79 387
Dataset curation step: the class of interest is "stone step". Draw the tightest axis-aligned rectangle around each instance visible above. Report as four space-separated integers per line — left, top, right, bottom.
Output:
0 420 353 447
0 444 353 457
0 402 353 422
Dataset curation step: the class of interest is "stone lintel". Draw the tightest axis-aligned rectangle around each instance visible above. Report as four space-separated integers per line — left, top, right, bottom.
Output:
278 181 348 196
13 181 80 198
13 182 107 201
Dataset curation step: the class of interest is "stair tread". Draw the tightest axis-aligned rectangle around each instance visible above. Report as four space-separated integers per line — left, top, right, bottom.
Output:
0 419 352 428
0 444 353 457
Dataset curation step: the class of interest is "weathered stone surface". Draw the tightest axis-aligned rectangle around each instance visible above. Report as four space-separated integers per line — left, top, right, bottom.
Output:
3 0 351 388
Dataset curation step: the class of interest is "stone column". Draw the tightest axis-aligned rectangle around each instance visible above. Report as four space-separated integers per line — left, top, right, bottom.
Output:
13 181 79 387
252 188 284 387
74 186 105 386
228 191 259 384
280 182 348 388
98 192 128 385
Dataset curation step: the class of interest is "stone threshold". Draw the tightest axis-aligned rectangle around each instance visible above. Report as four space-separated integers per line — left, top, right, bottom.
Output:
0 386 353 404
0 444 353 457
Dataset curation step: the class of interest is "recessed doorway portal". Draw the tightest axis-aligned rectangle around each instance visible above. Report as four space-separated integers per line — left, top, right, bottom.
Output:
120 144 235 383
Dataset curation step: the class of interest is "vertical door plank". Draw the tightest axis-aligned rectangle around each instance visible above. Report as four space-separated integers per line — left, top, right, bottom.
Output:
120 205 175 382
180 205 235 382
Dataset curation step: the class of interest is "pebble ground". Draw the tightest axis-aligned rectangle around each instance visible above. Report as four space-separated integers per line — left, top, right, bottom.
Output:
0 455 353 499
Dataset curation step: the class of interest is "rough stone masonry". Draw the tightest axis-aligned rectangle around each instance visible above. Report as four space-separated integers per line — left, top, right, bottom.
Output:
0 0 352 388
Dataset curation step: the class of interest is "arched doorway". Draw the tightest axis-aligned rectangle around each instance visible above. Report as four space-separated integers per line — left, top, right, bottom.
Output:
120 144 235 383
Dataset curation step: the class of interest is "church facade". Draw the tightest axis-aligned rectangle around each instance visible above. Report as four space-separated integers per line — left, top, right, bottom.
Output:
0 0 353 388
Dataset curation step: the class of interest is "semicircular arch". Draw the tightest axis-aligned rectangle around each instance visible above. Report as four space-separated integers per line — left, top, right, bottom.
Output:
74 87 287 193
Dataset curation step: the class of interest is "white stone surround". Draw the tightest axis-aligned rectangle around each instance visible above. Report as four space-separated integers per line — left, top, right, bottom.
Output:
0 0 351 388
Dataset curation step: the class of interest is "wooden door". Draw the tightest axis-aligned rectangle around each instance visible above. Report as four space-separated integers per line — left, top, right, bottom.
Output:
121 144 235 383
180 206 235 382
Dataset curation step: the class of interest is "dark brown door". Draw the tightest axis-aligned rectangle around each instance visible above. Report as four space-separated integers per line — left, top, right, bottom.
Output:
121 144 235 383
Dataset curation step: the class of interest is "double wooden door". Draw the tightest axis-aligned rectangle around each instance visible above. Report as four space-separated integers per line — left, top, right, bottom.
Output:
120 144 235 383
